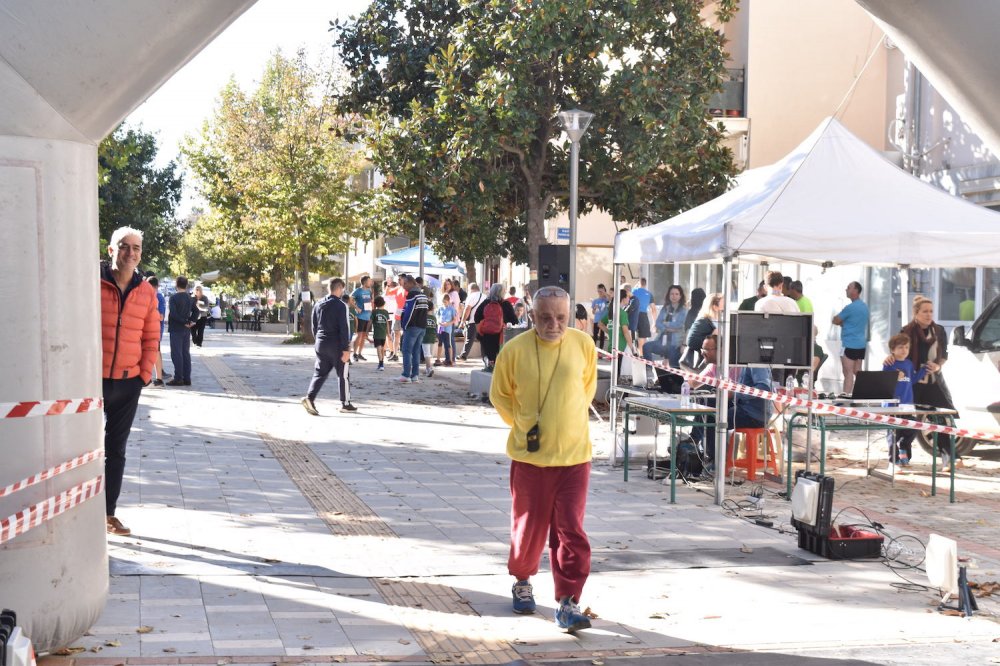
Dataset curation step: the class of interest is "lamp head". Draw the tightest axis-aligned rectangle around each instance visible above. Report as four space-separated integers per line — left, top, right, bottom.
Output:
558 108 594 143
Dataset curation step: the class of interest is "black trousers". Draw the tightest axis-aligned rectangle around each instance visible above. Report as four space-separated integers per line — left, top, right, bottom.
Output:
592 322 606 349
192 318 208 346
308 349 350 404
479 332 501 365
103 376 143 516
461 322 478 358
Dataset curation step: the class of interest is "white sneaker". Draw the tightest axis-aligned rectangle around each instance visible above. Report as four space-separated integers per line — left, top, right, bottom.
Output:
397 376 411 384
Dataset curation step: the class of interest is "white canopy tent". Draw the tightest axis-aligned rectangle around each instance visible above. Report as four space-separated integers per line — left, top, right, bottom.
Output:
611 117 1000 503
614 117 1000 268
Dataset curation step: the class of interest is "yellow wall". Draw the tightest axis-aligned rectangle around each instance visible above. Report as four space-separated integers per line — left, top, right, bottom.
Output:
744 0 891 167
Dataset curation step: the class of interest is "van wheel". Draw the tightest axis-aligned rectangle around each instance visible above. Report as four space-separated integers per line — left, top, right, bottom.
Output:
915 432 979 458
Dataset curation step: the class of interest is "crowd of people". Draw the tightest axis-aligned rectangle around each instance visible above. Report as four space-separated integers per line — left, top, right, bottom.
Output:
97 224 958 633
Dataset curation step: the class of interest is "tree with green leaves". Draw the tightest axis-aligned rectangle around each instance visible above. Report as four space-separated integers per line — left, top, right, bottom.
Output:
334 0 738 284
98 124 183 273
182 50 368 342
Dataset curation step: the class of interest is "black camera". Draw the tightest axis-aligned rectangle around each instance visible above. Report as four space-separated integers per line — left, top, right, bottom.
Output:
526 424 540 452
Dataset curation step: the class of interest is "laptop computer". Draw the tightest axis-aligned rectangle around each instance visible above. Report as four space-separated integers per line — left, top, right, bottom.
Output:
913 381 954 410
848 371 899 402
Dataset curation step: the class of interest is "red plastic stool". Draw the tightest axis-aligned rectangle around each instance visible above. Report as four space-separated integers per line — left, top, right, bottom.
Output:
728 428 782 480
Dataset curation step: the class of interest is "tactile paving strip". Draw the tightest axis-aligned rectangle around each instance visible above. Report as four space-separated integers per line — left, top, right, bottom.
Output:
376 579 520 664
200 352 519 663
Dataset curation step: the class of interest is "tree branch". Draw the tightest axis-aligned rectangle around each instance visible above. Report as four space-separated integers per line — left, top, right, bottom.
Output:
499 138 533 183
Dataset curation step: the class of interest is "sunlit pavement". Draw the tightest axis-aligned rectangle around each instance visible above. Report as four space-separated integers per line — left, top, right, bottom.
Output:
41 330 1000 666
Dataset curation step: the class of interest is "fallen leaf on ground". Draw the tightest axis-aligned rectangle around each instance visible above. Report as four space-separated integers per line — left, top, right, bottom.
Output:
740 545 754 554
51 647 86 656
940 609 964 616
583 606 599 618
89 646 102 653
104 641 121 648
398 639 410 645
136 625 154 634
703 615 722 619
623 651 642 657
162 648 177 653
649 613 668 619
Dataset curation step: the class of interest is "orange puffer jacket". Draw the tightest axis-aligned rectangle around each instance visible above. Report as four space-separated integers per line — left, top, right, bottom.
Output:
100 264 161 383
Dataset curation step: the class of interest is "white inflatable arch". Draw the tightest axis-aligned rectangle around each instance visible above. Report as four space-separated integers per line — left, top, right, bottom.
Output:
0 0 256 651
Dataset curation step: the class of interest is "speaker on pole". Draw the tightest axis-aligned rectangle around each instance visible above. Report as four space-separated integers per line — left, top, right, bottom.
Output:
538 244 570 291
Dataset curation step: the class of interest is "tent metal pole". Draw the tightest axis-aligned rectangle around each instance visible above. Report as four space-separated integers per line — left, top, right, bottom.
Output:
609 263 622 465
899 264 910 337
715 255 733 505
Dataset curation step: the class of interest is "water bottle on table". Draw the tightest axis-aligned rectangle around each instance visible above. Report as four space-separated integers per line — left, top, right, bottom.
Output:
680 380 691 407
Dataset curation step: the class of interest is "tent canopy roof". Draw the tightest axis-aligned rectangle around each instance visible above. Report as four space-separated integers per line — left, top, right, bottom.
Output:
614 118 1000 268
376 245 465 274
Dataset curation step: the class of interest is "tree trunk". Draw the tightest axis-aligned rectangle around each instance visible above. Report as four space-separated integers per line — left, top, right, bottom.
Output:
271 269 288 303
299 241 314 344
525 196 547 294
463 259 477 285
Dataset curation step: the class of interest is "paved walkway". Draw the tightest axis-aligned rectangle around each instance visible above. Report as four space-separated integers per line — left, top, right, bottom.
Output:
41 331 1000 666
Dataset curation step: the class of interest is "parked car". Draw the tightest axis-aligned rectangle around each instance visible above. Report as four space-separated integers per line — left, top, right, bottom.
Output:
916 295 1000 456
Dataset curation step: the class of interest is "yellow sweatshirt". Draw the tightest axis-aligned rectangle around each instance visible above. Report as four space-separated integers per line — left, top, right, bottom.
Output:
490 328 597 466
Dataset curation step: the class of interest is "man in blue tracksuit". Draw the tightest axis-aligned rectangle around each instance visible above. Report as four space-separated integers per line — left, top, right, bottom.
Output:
303 278 356 414
398 274 429 383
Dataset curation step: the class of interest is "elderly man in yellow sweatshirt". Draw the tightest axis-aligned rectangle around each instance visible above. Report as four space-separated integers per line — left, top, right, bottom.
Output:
489 285 597 633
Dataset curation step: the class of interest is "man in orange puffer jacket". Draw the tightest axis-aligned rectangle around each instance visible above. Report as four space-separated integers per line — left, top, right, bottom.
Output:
100 226 160 536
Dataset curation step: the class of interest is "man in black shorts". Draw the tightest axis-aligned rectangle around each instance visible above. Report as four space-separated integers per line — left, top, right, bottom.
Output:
371 296 390 371
351 276 373 361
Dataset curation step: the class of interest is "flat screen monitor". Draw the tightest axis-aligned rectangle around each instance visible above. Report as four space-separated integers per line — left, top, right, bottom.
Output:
729 311 813 368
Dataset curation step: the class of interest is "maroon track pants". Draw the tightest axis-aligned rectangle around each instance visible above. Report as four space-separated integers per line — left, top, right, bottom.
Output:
508 460 591 603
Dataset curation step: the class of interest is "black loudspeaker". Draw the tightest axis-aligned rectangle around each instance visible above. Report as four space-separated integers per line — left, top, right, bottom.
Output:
538 244 569 290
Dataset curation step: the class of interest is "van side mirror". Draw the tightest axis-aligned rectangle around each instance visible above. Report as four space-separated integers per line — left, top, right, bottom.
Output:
951 325 967 347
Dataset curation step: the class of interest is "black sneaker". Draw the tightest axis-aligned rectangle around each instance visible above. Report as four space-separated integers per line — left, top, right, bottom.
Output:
352 353 359 362
341 403 358 412
152 378 164 387
357 354 367 361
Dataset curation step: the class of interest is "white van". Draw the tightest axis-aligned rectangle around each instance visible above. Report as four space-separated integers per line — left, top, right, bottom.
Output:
919 298 1000 456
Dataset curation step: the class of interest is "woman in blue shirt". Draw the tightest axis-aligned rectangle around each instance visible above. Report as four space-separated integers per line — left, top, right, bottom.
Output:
642 285 687 367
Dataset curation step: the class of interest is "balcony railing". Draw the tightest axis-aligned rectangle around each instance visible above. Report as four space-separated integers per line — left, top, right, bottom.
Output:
709 68 745 118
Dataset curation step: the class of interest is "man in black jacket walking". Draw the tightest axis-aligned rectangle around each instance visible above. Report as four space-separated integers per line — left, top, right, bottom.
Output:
303 278 356 414
166 275 198 386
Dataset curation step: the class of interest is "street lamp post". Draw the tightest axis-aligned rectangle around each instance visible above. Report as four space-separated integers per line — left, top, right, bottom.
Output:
558 108 594 320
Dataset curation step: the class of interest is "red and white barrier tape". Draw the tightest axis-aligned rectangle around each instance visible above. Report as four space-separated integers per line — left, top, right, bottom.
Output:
0 448 104 499
0 476 103 545
602 348 1000 443
1 398 103 420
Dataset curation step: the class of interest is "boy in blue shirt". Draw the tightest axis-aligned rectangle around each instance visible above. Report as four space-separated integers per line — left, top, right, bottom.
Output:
883 333 928 465
435 297 457 366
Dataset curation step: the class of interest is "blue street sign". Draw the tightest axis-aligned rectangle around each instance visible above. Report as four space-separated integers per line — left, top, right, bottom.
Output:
557 227 570 240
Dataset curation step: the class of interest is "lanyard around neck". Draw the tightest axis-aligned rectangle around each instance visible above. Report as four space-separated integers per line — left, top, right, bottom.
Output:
535 334 563 419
